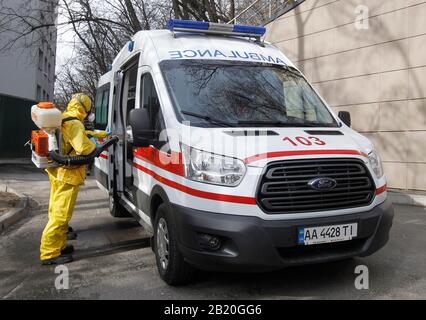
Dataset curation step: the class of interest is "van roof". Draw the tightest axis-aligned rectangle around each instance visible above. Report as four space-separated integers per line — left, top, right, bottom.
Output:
147 30 292 66
111 29 293 70
97 70 112 87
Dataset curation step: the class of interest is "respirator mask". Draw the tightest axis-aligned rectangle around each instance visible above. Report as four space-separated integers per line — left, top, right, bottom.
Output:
87 112 95 123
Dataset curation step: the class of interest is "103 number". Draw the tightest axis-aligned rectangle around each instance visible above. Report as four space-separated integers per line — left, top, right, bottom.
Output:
283 136 326 146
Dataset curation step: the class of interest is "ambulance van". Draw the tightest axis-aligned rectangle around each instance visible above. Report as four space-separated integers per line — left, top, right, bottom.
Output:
94 20 394 285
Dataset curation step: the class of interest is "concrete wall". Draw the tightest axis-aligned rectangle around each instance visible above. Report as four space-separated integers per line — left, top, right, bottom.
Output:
265 0 426 191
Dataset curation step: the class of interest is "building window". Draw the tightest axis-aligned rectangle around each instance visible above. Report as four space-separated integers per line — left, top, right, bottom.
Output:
43 90 46 101
48 63 51 79
47 94 50 101
44 57 48 74
37 85 41 101
38 50 43 70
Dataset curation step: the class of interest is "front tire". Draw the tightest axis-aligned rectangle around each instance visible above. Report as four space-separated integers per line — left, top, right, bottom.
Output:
108 194 132 218
154 204 194 285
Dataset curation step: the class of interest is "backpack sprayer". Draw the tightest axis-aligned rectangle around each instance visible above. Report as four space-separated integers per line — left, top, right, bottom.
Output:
30 102 118 168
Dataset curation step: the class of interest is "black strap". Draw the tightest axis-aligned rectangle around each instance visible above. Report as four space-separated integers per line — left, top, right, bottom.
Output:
62 117 80 125
61 117 81 156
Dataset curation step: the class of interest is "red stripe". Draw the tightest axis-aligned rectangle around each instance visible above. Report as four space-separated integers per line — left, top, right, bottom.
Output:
376 184 387 195
133 162 385 205
134 146 184 176
244 149 368 164
133 162 257 205
99 153 108 160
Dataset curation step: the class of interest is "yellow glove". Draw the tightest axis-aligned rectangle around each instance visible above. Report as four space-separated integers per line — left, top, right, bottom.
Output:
86 130 108 139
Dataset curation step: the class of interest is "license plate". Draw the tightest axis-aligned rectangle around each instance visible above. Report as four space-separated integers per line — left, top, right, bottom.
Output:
298 223 358 245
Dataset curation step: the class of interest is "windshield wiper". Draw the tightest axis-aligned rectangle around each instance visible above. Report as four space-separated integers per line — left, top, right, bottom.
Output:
237 120 293 127
181 111 336 128
237 120 327 127
286 116 338 127
180 110 237 127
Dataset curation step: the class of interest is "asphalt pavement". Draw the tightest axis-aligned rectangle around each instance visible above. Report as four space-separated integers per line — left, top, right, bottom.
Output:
0 164 425 300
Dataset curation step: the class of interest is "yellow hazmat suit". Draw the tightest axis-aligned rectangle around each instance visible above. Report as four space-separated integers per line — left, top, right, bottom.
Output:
85 130 108 139
40 94 96 261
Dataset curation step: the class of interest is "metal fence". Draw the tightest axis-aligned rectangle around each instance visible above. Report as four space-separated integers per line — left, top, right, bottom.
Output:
0 94 37 159
228 0 305 26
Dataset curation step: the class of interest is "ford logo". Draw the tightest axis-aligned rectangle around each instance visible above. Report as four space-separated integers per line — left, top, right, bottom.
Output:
308 177 337 191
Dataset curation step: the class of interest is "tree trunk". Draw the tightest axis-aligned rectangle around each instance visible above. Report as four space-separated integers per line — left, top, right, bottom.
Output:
229 0 235 20
123 0 142 32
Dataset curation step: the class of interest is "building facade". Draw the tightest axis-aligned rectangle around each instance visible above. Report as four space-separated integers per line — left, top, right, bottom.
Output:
265 0 426 192
0 0 58 159
0 0 58 101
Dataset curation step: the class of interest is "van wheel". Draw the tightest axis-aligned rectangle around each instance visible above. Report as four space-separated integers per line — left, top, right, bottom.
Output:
109 194 132 218
154 204 194 285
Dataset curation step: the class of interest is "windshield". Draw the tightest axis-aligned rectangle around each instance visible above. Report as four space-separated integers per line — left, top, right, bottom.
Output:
160 60 338 128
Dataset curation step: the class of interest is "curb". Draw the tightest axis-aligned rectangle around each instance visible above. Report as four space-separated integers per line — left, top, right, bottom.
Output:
388 191 426 208
0 158 32 165
0 185 30 234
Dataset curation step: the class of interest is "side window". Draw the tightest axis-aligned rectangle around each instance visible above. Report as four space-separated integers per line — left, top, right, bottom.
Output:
141 73 165 133
95 91 103 124
140 73 167 148
125 67 138 126
95 85 110 130
101 90 109 126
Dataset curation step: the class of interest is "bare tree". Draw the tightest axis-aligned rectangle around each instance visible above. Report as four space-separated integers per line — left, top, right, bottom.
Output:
171 0 237 22
0 0 278 105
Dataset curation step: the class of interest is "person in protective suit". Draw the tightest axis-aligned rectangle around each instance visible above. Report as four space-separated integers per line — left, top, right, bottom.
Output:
40 93 103 265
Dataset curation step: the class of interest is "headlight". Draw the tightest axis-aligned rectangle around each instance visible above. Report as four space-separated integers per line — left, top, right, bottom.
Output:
368 150 384 178
182 146 246 186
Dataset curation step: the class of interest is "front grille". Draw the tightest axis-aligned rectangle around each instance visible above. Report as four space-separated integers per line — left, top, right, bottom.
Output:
257 158 376 214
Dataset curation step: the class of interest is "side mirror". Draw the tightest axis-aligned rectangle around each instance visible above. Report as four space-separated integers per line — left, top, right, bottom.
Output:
129 108 157 148
338 111 351 127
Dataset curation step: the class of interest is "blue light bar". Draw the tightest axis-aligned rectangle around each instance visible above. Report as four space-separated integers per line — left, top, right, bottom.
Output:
233 24 265 36
167 19 266 38
167 19 209 31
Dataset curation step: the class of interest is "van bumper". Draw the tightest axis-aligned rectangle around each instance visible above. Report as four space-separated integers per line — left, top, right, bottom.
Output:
171 199 394 272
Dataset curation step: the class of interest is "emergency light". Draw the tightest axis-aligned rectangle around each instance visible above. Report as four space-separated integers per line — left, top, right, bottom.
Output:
167 19 266 39
128 40 135 52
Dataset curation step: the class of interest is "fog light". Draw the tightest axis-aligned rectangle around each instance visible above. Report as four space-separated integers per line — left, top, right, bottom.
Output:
208 237 220 248
199 234 222 251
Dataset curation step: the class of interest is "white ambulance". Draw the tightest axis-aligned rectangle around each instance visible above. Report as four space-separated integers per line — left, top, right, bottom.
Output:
94 20 393 285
